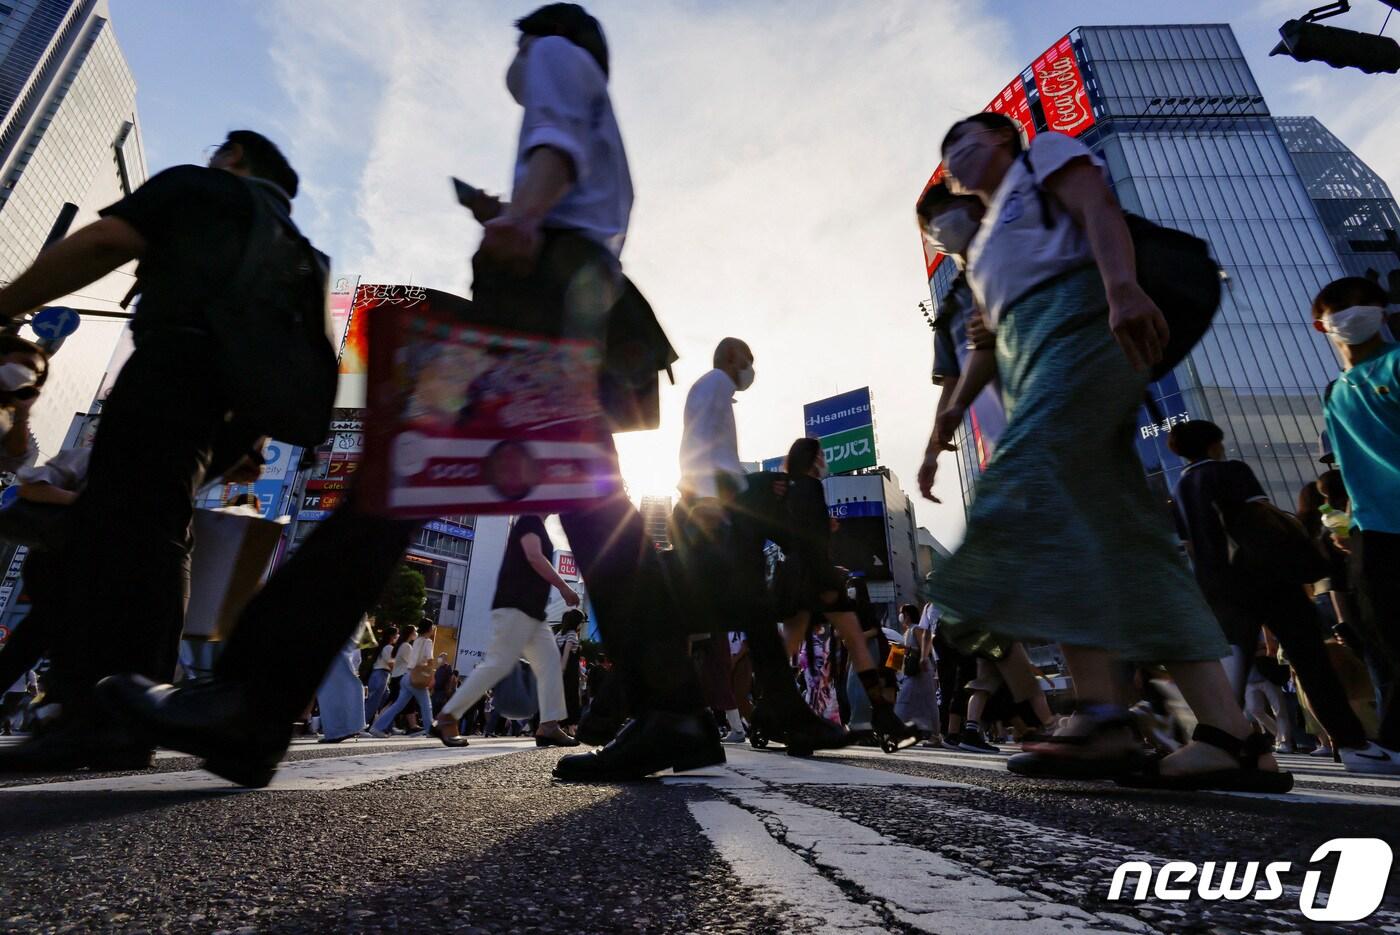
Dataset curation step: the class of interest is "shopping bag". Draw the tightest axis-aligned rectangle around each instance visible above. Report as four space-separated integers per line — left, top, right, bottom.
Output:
183 508 286 641
492 661 539 720
358 287 623 518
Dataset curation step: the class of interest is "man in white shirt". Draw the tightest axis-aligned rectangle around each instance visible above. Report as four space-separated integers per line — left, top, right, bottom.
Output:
679 338 754 502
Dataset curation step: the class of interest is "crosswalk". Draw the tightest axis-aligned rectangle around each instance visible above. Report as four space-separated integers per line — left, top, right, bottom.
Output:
3 735 1398 932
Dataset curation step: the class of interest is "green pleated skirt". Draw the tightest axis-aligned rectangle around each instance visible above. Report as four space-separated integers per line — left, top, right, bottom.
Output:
930 267 1227 663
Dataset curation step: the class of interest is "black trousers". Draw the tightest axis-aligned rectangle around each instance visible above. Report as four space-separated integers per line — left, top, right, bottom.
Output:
1352 530 1400 749
1211 581 1368 750
48 336 222 707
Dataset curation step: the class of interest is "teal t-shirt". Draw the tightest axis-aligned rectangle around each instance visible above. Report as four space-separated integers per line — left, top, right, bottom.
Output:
1324 343 1400 534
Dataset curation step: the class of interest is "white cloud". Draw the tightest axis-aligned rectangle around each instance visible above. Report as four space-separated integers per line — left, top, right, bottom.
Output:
265 0 1017 547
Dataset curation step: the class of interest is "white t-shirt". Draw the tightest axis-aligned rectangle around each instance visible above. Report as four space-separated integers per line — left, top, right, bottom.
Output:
965 131 1105 330
515 36 633 259
373 644 395 672
679 369 745 499
15 447 90 491
390 640 418 678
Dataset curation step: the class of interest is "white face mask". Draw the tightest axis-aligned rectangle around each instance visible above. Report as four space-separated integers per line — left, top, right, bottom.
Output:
923 205 980 257
735 365 755 392
1323 306 1386 346
0 363 37 392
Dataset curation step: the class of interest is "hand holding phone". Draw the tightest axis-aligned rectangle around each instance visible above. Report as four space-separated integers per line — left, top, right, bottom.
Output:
452 177 504 224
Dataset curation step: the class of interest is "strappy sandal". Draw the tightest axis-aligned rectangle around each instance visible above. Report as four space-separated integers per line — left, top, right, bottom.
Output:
1116 724 1293 793
1006 705 1145 781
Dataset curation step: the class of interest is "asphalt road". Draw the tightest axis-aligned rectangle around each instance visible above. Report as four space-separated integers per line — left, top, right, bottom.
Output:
1 735 1397 934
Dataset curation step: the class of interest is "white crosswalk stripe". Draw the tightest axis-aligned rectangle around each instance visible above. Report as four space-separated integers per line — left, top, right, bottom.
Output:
0 737 532 794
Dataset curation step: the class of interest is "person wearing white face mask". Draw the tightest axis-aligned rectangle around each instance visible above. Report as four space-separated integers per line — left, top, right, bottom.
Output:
923 111 1284 793
673 341 853 756
1310 276 1400 774
0 335 46 475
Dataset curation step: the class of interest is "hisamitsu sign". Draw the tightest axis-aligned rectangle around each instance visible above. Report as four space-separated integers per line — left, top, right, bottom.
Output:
804 388 877 475
804 387 873 437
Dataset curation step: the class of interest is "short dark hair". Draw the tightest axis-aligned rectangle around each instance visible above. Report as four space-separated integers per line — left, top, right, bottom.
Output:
561 609 585 632
1167 419 1225 462
940 112 1024 157
1311 276 1387 319
915 181 984 225
516 4 608 76
222 130 299 198
398 624 417 641
420 617 436 630
0 334 48 386
784 437 823 477
899 604 921 625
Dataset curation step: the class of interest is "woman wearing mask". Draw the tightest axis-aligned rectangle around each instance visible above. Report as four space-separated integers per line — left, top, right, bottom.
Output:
920 112 1288 792
775 436 917 750
894 604 941 746
0 335 46 474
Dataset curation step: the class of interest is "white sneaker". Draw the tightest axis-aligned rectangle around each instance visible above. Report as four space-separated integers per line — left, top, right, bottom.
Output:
1309 744 1334 758
721 729 746 744
1340 742 1400 775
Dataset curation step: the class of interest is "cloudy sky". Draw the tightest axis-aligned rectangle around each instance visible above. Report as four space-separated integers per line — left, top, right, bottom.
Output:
109 0 1400 546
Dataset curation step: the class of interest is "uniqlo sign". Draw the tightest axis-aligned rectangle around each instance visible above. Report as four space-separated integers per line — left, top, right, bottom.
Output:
557 551 578 579
1032 35 1095 136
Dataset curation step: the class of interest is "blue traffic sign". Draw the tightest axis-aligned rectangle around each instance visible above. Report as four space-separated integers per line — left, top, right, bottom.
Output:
31 306 80 342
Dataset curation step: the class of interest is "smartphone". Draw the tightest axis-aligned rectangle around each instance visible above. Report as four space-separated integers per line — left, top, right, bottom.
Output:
452 176 484 207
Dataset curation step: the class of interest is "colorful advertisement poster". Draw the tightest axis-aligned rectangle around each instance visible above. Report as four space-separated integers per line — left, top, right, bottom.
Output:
986 75 1037 144
1031 34 1095 137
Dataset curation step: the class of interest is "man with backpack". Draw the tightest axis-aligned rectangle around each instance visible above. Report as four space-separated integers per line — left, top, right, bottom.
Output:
0 130 329 772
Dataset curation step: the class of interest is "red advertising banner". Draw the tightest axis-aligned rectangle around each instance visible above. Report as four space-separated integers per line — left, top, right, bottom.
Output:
1031 34 1094 137
359 288 623 518
557 551 578 579
986 75 1036 144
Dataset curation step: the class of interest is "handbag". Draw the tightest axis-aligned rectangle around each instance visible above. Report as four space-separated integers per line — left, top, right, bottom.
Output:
1020 153 1221 381
203 178 338 447
1219 500 1329 586
409 657 436 690
492 661 539 720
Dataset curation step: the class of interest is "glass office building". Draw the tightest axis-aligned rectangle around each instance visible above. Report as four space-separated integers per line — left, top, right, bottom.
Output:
1276 115 1400 286
0 0 145 457
922 24 1346 513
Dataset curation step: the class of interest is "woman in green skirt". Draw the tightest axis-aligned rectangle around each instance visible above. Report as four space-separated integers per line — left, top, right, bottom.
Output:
917 113 1289 792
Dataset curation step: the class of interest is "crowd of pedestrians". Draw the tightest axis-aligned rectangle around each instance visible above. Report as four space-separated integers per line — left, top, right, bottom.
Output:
0 3 1394 799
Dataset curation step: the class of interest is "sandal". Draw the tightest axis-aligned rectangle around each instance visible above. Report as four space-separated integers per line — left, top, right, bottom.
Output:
1007 704 1145 781
1116 724 1293 793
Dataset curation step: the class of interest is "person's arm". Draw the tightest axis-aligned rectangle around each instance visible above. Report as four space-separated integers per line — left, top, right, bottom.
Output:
1043 159 1168 372
918 345 995 503
0 218 146 324
3 406 33 458
520 531 580 606
17 482 77 506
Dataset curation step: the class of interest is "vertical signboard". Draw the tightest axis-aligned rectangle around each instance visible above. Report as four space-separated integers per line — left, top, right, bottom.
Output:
986 75 1037 143
1031 34 1095 137
803 388 877 475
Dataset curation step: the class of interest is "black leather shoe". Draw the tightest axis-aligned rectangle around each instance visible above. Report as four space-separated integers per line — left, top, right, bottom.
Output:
0 713 153 774
97 674 290 788
552 710 724 782
750 703 850 758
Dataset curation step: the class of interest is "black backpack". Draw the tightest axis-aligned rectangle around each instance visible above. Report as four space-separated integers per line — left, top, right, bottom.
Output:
206 179 338 447
1020 152 1221 381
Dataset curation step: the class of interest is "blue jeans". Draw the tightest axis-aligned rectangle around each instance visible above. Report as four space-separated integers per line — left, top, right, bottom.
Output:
364 668 391 723
371 678 432 733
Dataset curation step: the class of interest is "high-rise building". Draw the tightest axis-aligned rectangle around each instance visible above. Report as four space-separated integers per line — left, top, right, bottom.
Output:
639 495 673 550
0 0 145 460
1275 115 1400 288
921 24 1348 512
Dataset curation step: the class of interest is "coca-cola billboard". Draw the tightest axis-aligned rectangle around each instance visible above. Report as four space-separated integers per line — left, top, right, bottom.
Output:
986 75 1036 144
1031 34 1095 136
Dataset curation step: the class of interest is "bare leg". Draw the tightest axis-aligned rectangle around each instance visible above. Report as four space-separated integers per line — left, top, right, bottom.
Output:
826 610 877 671
1159 659 1277 775
782 612 810 657
994 643 1054 724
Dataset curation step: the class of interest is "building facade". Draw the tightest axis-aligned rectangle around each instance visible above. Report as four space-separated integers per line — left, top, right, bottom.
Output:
1276 115 1400 288
923 24 1348 513
0 0 145 459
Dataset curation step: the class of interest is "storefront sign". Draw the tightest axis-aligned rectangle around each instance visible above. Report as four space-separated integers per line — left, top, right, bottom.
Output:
425 519 474 540
821 424 878 475
557 551 578 579
1032 35 1095 136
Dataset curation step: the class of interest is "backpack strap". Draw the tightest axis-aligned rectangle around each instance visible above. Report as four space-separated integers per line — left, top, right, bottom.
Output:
1018 150 1054 232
